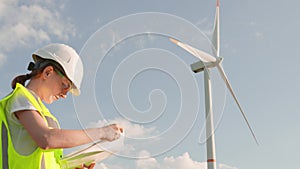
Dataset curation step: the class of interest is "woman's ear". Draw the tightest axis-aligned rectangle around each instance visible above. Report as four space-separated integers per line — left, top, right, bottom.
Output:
42 66 55 79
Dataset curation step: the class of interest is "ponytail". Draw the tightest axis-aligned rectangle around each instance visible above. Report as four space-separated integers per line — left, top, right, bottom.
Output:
11 62 37 89
11 74 32 89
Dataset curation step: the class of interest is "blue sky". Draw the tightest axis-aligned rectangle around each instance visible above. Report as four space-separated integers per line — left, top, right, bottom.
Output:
0 0 299 169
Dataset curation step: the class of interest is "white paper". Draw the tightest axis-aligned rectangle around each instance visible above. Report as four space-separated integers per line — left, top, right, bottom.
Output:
60 133 125 169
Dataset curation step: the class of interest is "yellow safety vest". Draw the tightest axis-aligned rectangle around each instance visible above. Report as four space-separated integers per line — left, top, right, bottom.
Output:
0 83 63 169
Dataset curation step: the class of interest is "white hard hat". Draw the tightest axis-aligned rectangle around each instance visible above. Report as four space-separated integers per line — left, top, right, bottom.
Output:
32 43 84 96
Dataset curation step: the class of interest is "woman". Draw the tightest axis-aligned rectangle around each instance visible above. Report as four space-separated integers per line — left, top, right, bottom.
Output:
0 44 123 169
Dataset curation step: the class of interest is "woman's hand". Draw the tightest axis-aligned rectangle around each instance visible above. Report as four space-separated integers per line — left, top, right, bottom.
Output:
75 162 95 169
100 124 123 142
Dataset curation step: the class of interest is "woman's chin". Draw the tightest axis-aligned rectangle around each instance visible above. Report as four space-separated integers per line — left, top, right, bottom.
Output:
44 97 55 104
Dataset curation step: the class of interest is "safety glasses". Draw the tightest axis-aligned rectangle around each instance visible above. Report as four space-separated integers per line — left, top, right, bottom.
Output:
54 68 72 91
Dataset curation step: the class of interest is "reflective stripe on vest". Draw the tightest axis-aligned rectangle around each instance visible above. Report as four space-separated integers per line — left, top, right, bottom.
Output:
2 123 8 169
41 154 46 169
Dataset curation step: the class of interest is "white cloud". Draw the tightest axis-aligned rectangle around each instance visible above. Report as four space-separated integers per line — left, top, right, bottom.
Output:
96 150 238 169
162 152 207 169
136 151 206 169
219 163 238 169
0 0 75 52
135 150 160 169
95 163 124 169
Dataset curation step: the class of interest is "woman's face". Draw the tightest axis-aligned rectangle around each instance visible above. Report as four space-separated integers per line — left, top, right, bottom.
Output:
40 66 72 104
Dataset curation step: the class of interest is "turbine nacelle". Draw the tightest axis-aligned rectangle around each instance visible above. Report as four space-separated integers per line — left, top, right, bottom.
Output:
191 57 223 73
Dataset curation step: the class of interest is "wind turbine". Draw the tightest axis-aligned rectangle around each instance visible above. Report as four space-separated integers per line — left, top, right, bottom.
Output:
170 0 258 169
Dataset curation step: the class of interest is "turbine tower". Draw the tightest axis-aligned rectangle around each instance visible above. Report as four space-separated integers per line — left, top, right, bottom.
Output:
170 0 258 169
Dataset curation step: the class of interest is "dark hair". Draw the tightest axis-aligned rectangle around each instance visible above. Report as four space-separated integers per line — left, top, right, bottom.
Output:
11 58 65 89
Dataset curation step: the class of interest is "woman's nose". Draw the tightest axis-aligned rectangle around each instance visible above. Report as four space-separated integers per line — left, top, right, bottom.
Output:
59 93 67 99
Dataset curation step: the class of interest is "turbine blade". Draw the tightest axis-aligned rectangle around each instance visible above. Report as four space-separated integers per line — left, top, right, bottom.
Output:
212 0 220 57
216 64 259 145
169 38 216 63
